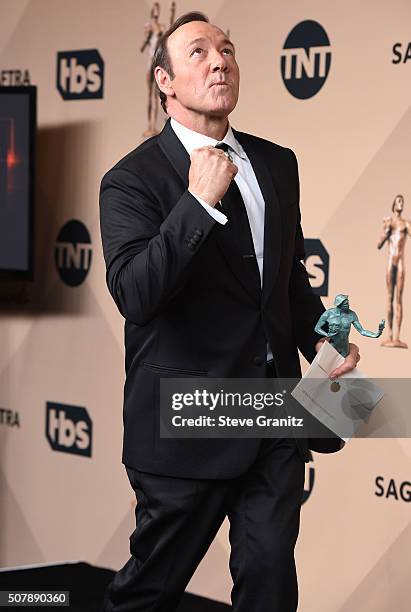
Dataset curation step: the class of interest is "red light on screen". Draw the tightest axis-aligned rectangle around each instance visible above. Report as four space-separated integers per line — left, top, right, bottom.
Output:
0 118 20 193
7 149 19 168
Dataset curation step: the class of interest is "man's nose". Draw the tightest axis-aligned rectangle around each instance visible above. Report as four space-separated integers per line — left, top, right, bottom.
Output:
210 50 228 72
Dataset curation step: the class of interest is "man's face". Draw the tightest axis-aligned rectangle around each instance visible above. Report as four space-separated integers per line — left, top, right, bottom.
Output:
164 21 240 117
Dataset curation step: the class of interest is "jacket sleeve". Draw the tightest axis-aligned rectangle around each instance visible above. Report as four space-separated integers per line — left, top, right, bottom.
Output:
99 166 216 325
287 150 326 363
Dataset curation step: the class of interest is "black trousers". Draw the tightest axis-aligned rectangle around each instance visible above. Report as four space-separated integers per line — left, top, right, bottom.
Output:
102 363 305 612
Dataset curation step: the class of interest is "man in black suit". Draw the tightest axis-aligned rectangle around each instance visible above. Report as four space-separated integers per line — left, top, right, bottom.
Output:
99 11 359 612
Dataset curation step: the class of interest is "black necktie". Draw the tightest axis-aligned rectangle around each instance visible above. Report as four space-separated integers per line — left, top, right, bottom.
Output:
214 142 261 294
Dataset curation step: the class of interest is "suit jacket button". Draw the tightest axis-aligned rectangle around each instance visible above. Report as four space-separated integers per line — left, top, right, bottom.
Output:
253 356 264 366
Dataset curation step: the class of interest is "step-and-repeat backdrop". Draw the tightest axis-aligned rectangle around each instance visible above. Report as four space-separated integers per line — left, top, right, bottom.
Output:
0 1 410 610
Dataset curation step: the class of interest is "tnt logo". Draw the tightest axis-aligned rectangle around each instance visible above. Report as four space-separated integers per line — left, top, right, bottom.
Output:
304 238 329 296
56 49 104 100
55 220 92 287
46 402 92 457
281 20 331 99
302 464 315 504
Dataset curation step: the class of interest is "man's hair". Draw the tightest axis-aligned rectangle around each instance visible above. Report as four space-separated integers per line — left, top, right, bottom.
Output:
392 194 404 212
151 11 209 113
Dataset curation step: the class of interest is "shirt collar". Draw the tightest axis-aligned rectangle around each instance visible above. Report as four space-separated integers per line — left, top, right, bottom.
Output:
170 117 247 160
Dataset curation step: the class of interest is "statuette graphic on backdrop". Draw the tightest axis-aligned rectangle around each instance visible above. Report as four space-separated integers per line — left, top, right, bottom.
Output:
140 2 178 138
377 194 410 349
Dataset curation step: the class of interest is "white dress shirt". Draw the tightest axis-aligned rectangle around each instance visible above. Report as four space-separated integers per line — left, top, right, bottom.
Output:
170 117 273 361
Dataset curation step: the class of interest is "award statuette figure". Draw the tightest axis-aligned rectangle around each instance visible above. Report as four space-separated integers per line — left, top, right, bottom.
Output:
291 296 385 444
314 294 385 358
377 194 411 348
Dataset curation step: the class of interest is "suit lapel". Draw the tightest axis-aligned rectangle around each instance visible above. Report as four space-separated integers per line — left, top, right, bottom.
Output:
158 119 281 305
232 129 282 306
158 118 191 185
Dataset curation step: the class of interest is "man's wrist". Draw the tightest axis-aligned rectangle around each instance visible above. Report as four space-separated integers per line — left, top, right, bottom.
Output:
188 190 228 225
189 189 215 207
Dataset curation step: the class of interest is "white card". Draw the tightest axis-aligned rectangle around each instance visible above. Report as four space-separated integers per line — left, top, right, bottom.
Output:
291 341 384 442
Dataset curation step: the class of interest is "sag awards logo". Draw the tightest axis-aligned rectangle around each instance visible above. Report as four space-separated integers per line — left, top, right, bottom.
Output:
281 20 332 99
46 401 92 457
0 69 31 86
375 476 411 503
302 463 315 504
392 42 411 64
304 238 329 297
56 49 104 100
55 220 92 287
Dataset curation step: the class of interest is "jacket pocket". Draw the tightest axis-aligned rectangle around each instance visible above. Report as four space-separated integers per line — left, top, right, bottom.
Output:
141 361 208 377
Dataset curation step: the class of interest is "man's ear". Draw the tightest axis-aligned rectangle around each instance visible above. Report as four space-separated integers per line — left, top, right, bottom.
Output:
154 66 175 99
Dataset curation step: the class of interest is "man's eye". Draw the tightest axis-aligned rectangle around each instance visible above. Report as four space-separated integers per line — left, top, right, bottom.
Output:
191 48 203 55
222 48 233 55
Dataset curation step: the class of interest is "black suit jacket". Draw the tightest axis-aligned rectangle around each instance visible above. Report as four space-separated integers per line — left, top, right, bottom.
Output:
99 118 331 478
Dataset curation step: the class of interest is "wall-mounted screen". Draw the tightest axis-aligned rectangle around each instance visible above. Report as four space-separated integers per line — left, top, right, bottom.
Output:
0 85 36 280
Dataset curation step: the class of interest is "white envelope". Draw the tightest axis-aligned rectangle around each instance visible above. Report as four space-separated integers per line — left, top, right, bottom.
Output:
291 341 384 442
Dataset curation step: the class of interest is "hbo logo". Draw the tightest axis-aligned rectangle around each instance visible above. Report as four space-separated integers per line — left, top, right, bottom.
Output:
57 49 104 100
46 402 92 457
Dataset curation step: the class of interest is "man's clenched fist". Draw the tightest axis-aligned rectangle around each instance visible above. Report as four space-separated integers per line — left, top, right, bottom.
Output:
188 145 238 207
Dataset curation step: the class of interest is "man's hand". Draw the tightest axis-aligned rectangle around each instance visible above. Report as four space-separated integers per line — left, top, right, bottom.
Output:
188 145 238 207
315 339 361 379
